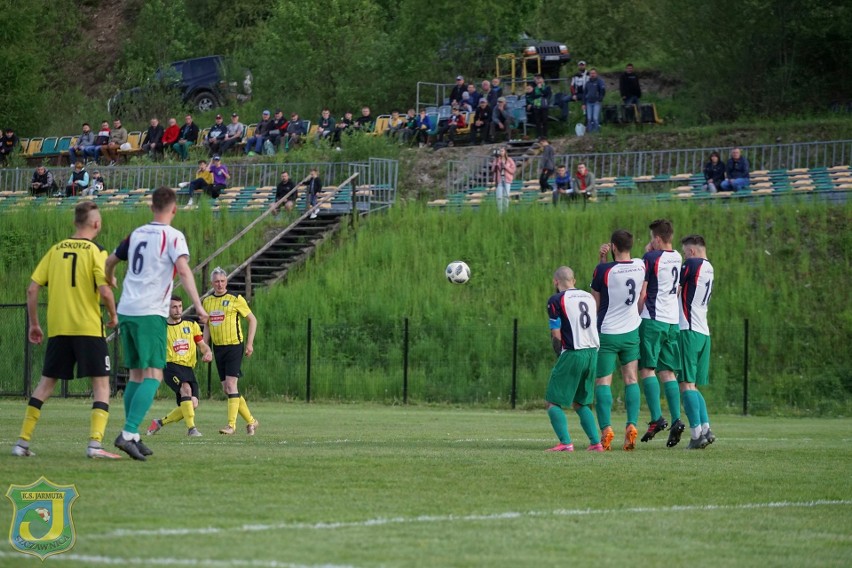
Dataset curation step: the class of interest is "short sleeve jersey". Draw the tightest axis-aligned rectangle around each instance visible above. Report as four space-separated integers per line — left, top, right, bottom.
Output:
679 258 714 335
114 223 190 318
31 238 108 337
166 319 203 367
202 293 251 346
640 249 683 324
590 259 645 334
547 289 600 351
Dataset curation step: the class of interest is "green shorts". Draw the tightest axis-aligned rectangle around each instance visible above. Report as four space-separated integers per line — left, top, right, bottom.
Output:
678 330 711 385
595 329 640 378
545 348 597 407
639 319 681 372
119 314 167 370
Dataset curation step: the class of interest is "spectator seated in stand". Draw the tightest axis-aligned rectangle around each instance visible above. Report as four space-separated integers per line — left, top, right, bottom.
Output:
436 106 466 147
0 127 19 165
245 110 272 156
68 123 94 165
386 111 405 139
316 109 336 144
459 92 473 113
572 162 597 200
400 109 417 145
491 97 514 142
83 169 105 196
272 170 297 215
284 113 307 151
64 161 90 197
720 147 750 192
465 83 481 108
267 110 287 151
140 118 165 160
553 165 574 205
469 98 492 145
414 108 432 148
162 118 180 157
87 121 111 164
208 155 230 197
218 113 245 155
101 118 127 165
202 114 228 157
179 159 214 206
172 114 199 161
449 76 466 105
352 107 375 134
702 151 725 193
331 111 354 149
30 166 58 196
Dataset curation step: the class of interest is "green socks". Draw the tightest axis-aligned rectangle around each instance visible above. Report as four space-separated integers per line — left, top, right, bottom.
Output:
594 385 613 430
124 378 160 434
664 380 681 421
575 405 600 444
682 390 701 428
641 376 662 421
547 405 571 444
625 383 640 426
123 380 140 417
697 390 709 425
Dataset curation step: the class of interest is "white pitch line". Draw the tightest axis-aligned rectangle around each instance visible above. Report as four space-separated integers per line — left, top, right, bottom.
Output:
89 500 852 540
0 551 354 568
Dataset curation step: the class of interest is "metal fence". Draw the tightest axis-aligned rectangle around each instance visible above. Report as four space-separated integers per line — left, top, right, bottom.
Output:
3 308 847 415
446 139 852 195
0 158 399 200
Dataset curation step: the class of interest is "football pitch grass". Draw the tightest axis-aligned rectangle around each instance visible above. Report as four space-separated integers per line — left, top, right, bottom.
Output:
1 400 850 567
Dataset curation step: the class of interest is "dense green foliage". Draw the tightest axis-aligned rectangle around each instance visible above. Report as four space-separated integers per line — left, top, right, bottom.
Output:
1 400 850 565
1 0 850 133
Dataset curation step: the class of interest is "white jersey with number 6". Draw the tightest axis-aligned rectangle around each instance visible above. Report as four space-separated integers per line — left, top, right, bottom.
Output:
114 223 190 317
548 289 600 351
590 259 645 334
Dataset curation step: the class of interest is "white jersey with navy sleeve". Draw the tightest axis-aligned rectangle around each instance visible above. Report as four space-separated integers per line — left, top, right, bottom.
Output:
679 258 714 335
548 289 600 351
114 223 190 317
590 259 645 334
640 249 682 324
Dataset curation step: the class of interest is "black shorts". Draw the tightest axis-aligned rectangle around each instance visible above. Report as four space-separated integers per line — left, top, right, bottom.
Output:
213 344 243 381
164 362 199 405
43 336 110 380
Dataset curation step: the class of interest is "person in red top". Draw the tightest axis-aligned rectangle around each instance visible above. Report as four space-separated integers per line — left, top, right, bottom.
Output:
162 117 180 157
436 106 466 147
572 162 597 203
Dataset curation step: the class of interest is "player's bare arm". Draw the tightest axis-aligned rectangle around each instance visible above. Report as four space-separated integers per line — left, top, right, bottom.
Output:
26 281 43 344
175 255 208 324
591 289 601 309
105 253 121 287
98 285 119 329
245 313 257 357
198 338 213 363
599 243 611 263
637 281 649 313
550 329 562 356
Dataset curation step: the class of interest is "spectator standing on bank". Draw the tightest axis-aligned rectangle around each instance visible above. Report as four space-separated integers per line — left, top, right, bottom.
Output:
0 127 19 165
539 139 555 192
583 69 606 133
620 64 642 106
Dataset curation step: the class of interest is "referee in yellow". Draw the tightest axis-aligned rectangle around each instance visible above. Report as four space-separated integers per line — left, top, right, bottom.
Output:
202 267 259 435
12 201 121 459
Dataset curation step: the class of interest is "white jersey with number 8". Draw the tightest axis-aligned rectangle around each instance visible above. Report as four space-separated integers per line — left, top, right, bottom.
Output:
548 289 600 352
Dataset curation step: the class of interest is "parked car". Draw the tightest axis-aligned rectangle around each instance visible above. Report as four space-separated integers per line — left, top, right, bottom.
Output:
516 33 571 79
108 55 252 115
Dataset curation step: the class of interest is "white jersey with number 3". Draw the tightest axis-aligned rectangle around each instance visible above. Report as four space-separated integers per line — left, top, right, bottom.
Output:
548 289 600 351
115 223 190 317
591 259 645 334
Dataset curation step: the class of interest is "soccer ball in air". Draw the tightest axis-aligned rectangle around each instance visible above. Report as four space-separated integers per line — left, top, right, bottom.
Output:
445 261 470 284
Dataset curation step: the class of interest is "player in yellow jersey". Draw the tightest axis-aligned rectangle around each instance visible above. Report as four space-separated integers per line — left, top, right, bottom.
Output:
147 295 213 437
202 267 259 435
12 201 121 459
